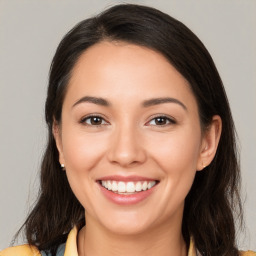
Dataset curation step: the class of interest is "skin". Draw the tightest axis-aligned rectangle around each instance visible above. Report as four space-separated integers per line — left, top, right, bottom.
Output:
53 41 222 256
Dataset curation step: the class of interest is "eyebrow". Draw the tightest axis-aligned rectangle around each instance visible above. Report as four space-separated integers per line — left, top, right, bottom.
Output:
142 97 187 110
72 96 187 111
72 96 110 108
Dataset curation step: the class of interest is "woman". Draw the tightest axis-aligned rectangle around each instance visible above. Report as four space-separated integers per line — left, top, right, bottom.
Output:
1 4 255 256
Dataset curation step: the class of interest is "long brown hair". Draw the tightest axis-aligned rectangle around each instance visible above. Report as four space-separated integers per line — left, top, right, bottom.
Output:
19 4 242 256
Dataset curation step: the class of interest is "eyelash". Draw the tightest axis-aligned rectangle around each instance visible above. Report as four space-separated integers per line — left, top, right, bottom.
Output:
80 114 108 127
80 114 176 127
146 115 176 126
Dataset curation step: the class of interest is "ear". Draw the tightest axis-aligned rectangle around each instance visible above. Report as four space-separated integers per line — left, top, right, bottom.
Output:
197 115 222 171
52 120 65 166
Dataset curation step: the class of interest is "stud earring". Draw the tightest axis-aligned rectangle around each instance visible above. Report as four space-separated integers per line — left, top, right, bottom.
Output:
60 163 65 170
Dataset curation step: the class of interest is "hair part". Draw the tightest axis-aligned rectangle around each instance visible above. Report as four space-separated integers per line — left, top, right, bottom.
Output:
19 4 242 256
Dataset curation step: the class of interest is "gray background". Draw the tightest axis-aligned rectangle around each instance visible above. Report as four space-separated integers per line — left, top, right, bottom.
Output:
0 0 255 251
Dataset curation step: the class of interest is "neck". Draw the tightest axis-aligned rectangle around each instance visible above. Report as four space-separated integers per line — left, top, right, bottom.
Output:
78 213 187 256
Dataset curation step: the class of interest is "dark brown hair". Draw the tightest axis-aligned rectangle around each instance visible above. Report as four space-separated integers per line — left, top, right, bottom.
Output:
19 4 242 256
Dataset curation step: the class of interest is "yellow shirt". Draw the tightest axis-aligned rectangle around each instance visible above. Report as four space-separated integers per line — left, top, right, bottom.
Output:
1 226 255 256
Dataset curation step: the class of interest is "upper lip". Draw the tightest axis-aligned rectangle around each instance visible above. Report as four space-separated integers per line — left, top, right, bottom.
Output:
97 175 158 182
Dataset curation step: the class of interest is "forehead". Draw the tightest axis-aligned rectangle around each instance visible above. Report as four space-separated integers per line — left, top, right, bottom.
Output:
65 41 197 109
71 40 187 84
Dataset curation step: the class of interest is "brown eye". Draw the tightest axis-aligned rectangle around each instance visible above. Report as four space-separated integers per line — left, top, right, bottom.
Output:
155 117 168 125
90 117 103 125
82 116 107 126
148 116 175 126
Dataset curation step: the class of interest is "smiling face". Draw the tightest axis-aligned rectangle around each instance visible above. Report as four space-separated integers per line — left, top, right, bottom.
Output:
54 41 221 236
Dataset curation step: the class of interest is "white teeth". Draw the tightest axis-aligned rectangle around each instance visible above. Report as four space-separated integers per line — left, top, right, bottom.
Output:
126 182 135 193
117 182 126 193
148 181 156 189
112 181 118 191
135 182 142 192
100 180 157 193
107 181 112 190
142 181 148 191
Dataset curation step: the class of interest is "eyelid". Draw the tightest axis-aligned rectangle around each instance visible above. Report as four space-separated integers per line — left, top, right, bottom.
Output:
145 114 176 126
80 114 109 126
79 113 176 127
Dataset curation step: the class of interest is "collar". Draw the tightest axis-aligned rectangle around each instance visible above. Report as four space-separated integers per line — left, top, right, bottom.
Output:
64 226 197 256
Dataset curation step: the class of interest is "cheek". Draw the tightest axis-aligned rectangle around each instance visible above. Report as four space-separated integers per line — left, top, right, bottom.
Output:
60 127 110 211
150 128 201 169
61 128 108 172
148 126 201 193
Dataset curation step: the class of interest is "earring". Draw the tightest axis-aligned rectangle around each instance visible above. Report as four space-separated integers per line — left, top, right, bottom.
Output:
60 163 65 170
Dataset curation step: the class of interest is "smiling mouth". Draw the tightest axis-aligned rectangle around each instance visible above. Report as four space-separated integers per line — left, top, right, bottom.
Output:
99 180 158 194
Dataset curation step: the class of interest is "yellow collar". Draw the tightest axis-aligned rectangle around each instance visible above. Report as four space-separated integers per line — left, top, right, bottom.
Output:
64 226 197 256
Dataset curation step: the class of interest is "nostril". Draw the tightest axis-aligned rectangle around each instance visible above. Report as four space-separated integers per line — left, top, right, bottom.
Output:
107 149 147 167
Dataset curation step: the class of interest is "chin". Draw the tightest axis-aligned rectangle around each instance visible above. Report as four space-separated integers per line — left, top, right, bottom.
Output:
105 221 151 236
96 210 155 236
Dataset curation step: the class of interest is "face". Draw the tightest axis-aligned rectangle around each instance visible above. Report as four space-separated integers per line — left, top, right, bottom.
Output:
54 41 220 236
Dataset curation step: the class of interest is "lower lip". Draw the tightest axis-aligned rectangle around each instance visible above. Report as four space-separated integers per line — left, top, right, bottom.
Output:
98 183 157 205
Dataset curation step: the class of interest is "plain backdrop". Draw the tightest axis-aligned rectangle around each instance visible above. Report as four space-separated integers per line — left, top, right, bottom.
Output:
0 0 255 251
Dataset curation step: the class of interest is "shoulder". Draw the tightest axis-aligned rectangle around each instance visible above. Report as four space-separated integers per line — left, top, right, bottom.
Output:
0 244 40 256
240 250 256 256
0 243 66 256
40 243 65 256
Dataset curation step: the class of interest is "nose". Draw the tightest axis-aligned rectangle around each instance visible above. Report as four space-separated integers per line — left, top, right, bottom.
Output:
107 124 147 168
